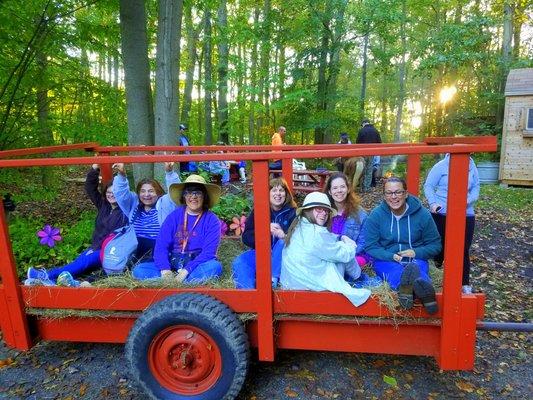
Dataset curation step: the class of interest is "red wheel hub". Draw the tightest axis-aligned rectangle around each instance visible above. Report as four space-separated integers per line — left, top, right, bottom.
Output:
148 325 222 394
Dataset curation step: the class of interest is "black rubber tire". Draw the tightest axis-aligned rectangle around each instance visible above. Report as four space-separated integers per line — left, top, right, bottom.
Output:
125 293 249 400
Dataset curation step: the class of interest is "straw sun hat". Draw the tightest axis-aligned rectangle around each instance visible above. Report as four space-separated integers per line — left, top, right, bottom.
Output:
169 175 221 209
296 192 337 216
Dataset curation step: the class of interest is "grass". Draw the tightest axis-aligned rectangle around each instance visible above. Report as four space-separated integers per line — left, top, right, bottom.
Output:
477 184 533 214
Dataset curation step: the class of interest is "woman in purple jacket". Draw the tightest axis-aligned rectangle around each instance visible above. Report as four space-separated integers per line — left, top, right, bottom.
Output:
133 175 223 283
26 164 126 285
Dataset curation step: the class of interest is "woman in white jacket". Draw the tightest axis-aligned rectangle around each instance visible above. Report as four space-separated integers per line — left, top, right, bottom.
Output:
280 192 371 307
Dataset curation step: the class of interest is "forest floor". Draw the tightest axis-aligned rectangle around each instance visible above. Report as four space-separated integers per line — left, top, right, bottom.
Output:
0 177 532 399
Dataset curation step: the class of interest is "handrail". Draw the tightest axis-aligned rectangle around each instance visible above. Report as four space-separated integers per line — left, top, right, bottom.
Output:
0 142 99 159
0 142 498 168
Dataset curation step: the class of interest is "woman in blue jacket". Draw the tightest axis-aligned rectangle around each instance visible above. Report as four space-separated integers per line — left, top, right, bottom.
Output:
423 154 480 294
365 177 441 314
26 164 126 286
232 177 296 288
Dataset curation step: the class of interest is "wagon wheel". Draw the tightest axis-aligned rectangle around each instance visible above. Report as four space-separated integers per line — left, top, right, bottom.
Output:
125 293 249 400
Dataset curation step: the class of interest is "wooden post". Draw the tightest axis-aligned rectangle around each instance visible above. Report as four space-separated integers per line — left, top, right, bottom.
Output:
0 199 32 350
406 154 421 196
252 160 275 361
282 158 293 190
439 153 471 369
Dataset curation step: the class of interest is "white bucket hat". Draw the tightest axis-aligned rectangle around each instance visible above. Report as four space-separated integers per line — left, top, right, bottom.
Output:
296 192 337 216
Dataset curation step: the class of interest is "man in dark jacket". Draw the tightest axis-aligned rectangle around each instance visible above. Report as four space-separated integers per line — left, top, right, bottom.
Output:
356 119 382 192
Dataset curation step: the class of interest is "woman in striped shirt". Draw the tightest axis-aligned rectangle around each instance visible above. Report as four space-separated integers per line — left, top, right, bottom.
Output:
112 162 180 268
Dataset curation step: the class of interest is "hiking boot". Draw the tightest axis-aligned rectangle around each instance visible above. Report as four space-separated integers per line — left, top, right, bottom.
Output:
56 271 80 287
413 278 438 315
398 262 420 309
462 285 473 294
27 267 49 281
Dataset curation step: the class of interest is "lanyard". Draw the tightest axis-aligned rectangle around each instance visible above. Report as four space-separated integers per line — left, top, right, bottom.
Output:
181 210 203 253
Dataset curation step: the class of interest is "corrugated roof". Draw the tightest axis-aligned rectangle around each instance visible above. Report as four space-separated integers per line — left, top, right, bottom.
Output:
505 68 533 96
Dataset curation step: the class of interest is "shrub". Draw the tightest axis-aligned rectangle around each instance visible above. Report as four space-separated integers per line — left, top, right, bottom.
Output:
8 211 96 276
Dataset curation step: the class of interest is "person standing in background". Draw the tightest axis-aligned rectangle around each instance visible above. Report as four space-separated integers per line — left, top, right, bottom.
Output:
423 154 480 294
356 119 382 192
178 124 195 173
269 126 286 171
335 132 352 171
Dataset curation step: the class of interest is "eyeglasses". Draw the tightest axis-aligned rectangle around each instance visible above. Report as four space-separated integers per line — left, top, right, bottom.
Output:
184 190 203 197
384 190 406 197
313 207 329 214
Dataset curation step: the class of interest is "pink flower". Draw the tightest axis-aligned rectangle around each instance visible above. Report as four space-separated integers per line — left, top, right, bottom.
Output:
37 225 62 248
229 215 246 236
220 220 228 236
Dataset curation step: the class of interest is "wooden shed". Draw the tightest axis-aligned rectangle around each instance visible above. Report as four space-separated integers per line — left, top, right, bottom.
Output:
499 68 533 186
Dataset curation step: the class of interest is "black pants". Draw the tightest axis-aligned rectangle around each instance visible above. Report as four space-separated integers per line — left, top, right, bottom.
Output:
432 213 475 285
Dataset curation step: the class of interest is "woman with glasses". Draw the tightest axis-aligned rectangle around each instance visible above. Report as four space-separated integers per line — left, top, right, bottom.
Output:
232 177 297 288
364 177 441 314
26 164 127 286
280 192 371 307
133 175 223 283
423 154 479 294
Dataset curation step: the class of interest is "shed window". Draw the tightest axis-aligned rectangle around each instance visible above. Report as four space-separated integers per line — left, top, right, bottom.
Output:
527 108 533 131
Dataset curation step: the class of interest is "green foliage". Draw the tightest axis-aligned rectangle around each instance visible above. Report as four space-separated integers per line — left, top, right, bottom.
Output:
9 211 96 276
211 193 252 222
0 168 60 203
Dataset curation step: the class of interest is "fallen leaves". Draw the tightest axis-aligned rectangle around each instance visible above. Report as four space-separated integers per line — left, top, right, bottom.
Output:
455 380 476 393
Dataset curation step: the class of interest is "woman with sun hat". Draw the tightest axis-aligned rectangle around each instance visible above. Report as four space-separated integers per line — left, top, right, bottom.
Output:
133 175 223 283
280 191 371 307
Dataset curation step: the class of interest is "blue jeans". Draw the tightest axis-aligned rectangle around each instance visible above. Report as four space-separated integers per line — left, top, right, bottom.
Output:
232 239 284 289
132 259 223 283
372 258 431 290
47 248 101 281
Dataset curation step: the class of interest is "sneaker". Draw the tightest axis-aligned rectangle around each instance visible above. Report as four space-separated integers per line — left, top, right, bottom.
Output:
413 278 438 315
398 262 420 309
352 272 383 289
56 271 80 287
27 267 49 281
462 285 473 294
24 278 55 286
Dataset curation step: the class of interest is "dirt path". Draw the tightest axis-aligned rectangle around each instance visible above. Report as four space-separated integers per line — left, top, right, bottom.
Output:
1 185 532 399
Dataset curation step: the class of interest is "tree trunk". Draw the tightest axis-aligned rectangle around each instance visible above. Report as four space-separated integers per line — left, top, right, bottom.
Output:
258 0 271 133
393 0 407 143
216 0 229 144
248 6 260 144
497 2 513 127
36 31 54 186
360 31 369 116
154 0 183 180
119 0 154 180
203 9 213 145
314 18 329 145
113 53 119 88
180 4 198 126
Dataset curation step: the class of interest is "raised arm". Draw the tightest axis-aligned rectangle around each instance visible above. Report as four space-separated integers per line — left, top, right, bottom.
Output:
85 164 103 208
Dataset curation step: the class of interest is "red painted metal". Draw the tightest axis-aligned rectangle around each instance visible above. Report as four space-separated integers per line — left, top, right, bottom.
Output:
148 325 222 395
439 154 470 370
0 201 32 350
0 136 498 372
406 154 421 196
281 158 293 189
253 161 275 361
0 142 98 159
20 286 258 313
275 318 441 357
0 143 497 169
